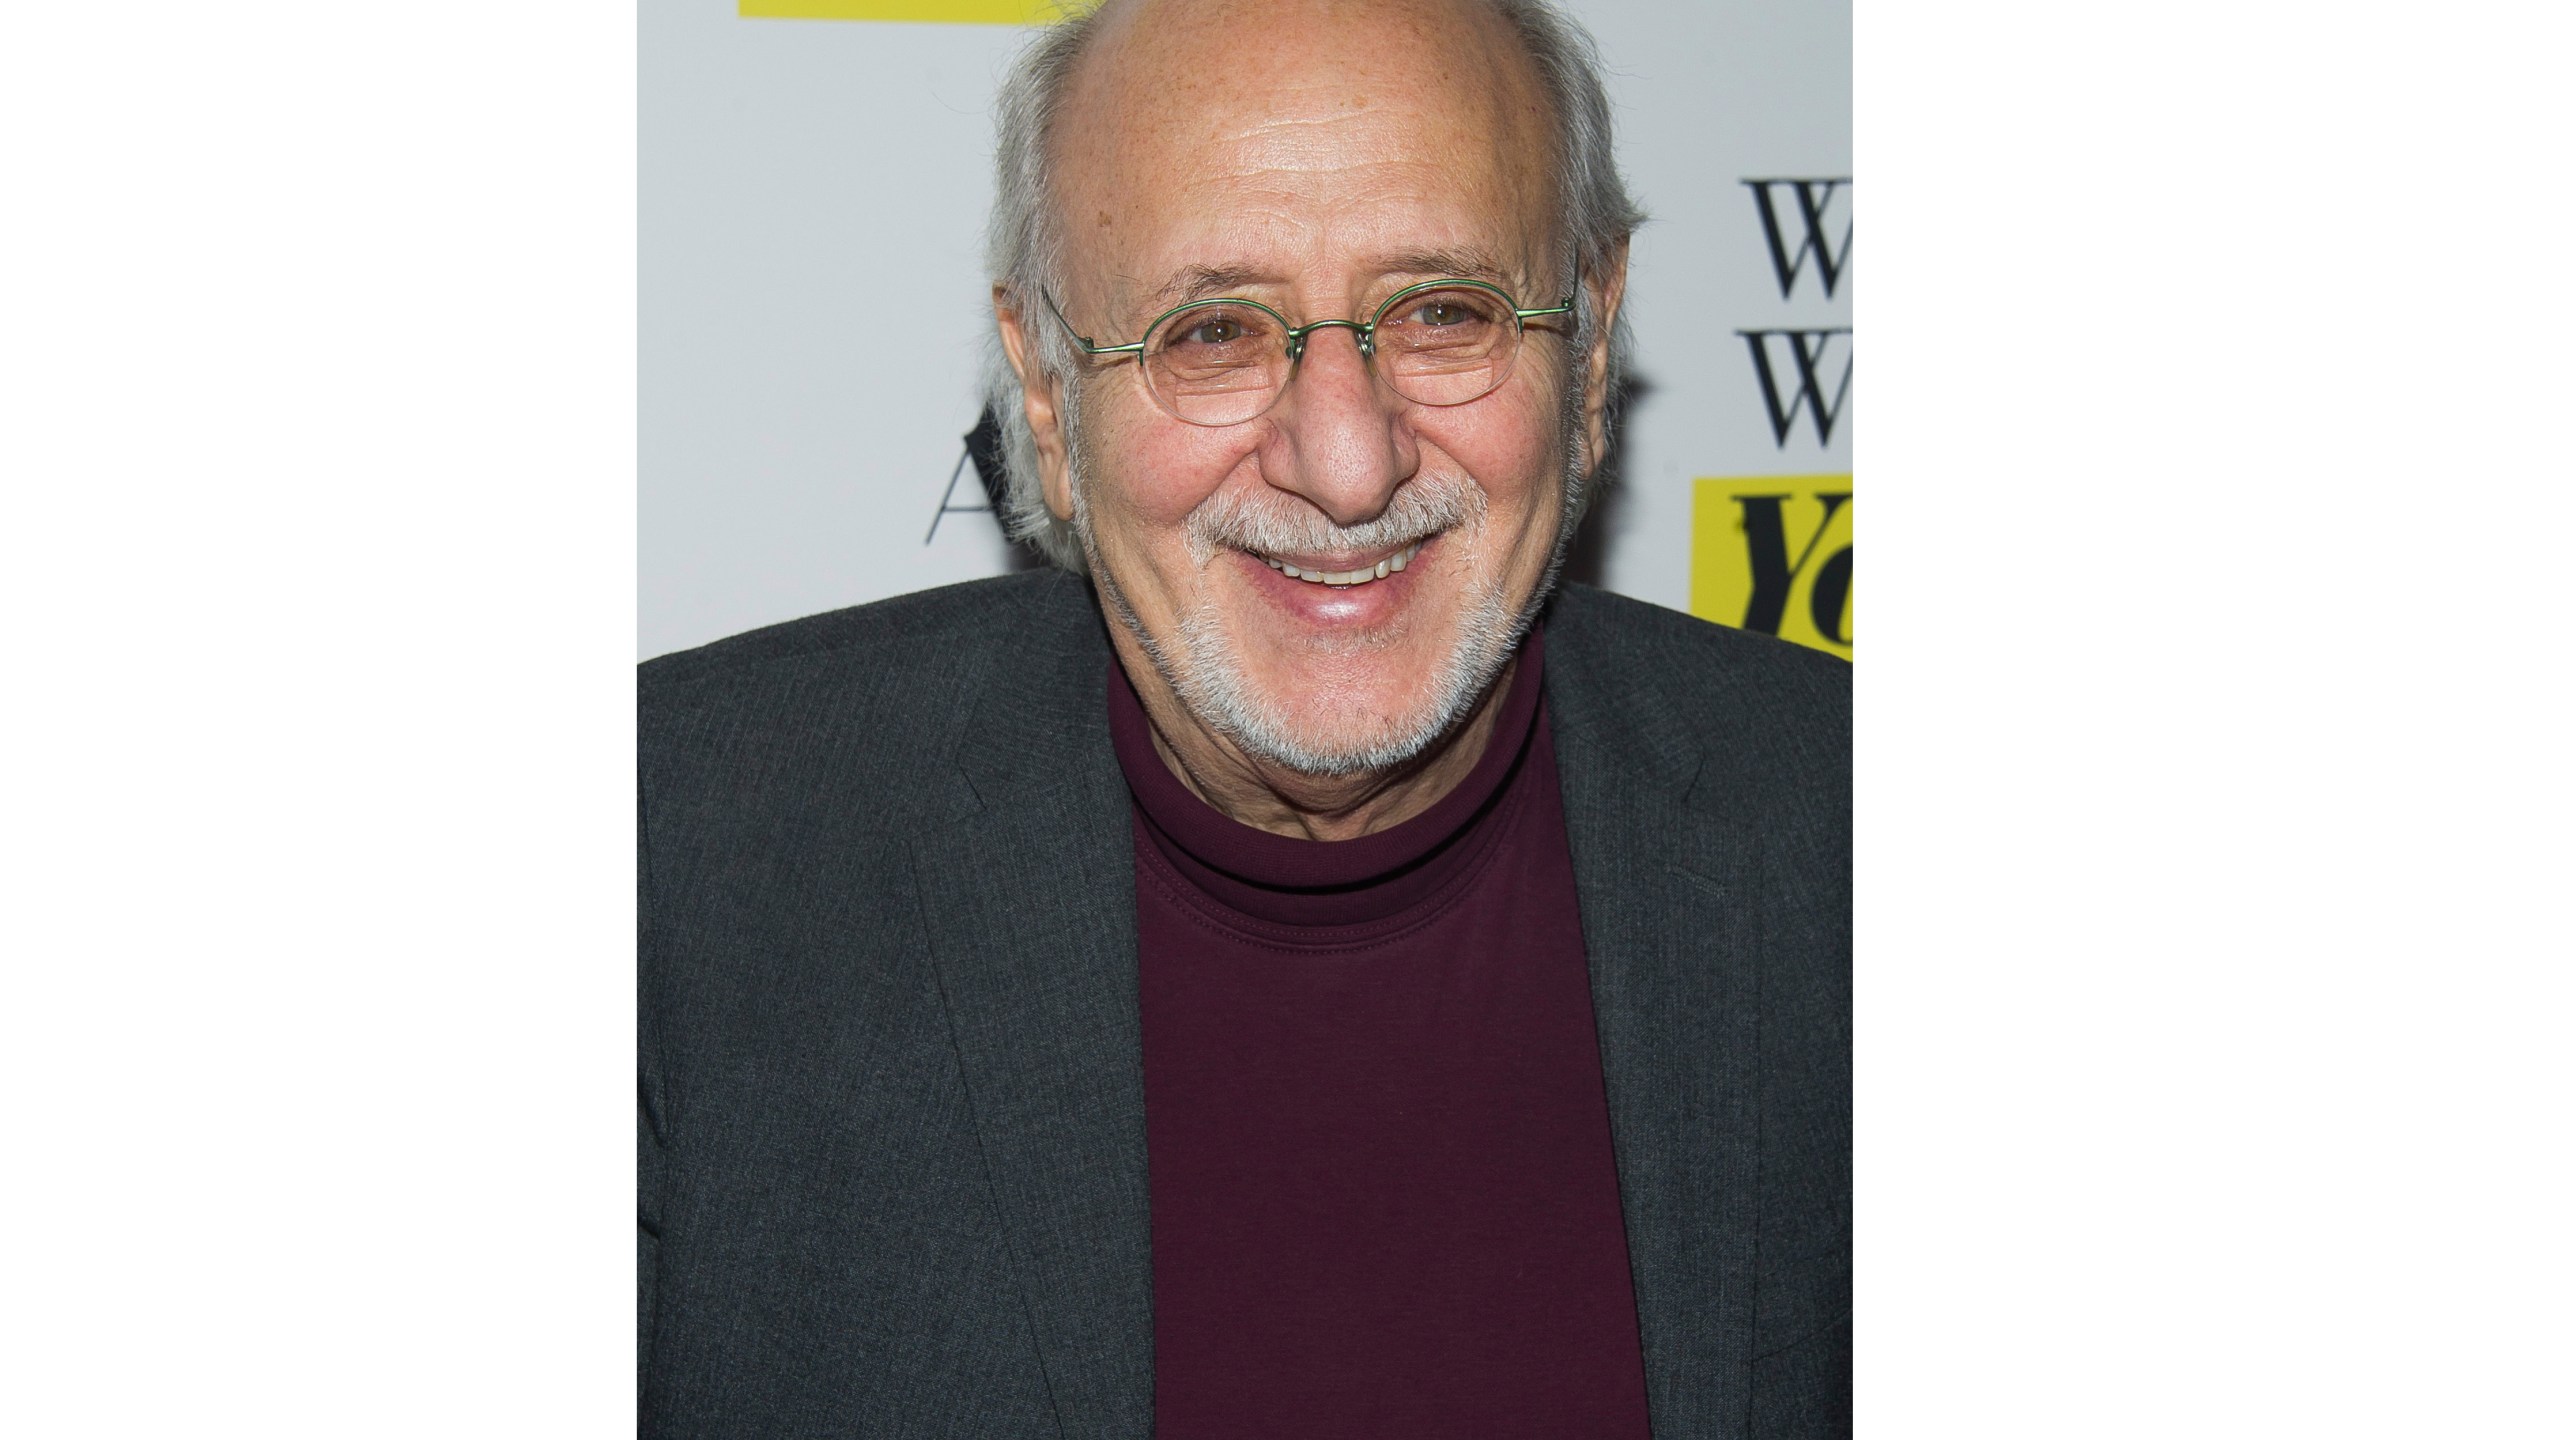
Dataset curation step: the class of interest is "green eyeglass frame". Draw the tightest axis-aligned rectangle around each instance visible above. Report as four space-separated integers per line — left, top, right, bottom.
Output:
1040 277 1576 426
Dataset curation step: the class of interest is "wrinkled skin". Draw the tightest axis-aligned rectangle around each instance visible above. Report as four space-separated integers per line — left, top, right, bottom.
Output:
998 0 1626 839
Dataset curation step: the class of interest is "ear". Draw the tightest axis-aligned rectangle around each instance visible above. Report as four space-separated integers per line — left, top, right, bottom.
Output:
994 285 1076 524
1574 237 1632 473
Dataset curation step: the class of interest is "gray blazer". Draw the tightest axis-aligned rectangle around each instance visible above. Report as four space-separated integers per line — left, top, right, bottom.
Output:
640 569 1849 1438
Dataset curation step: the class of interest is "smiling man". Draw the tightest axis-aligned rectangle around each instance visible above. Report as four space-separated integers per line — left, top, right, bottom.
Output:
639 1 1848 1435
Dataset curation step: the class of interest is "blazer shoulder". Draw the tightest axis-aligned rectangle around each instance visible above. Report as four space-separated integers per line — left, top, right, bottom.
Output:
637 570 1094 804
1550 582 1848 728
640 570 1069 700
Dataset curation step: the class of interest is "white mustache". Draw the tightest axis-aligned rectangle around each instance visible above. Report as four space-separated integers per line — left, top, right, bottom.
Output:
1185 472 1487 561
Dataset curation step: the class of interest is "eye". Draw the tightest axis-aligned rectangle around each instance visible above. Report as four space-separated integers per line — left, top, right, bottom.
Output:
1387 288 1503 333
1146 303 1285 396
1176 315 1247 346
1377 287 1510 359
1154 303 1273 356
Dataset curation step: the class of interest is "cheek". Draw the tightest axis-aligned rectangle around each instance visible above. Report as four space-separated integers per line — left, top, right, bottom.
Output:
1086 399 1259 533
1416 390 1567 520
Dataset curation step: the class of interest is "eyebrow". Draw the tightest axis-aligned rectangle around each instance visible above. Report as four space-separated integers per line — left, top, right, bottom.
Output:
1372 247 1519 288
1146 263 1281 310
1138 246 1526 312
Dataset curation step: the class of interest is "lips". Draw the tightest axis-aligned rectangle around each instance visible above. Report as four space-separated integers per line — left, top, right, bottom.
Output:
1249 540 1422 588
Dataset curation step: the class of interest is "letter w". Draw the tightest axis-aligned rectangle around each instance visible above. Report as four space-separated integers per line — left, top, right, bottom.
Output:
1738 329 1853 448
1742 178 1852 300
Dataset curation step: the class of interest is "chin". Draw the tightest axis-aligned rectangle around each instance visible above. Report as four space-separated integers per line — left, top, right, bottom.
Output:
1170 568 1527 778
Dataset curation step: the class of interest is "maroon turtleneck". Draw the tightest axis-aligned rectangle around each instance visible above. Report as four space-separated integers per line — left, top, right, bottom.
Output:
1108 630 1653 1438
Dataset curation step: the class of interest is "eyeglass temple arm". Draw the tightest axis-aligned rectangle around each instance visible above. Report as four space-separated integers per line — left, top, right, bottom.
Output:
1516 274 1580 321
1039 287 1146 356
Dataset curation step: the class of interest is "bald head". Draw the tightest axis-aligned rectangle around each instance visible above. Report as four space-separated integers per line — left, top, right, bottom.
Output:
1046 0 1558 332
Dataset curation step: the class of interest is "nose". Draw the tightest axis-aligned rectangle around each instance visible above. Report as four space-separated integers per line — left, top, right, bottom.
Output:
1258 324 1419 529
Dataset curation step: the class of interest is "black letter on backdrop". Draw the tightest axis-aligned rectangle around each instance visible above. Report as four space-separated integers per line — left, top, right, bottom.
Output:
925 405 1009 544
1742 178 1853 300
1808 544 1852 646
1735 491 1852 636
1739 329 1853 448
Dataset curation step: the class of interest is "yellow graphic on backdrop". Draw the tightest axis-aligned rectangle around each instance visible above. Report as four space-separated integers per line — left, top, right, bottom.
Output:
740 0 1068 22
1690 475 1851 661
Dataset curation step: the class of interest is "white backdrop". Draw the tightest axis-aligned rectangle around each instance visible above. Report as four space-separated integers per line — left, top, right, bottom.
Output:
640 0 1849 660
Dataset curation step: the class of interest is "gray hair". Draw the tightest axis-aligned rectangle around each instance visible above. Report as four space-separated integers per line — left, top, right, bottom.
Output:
982 0 1646 573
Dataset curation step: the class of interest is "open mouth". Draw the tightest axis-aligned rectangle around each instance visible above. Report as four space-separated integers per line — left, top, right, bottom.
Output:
1249 539 1424 588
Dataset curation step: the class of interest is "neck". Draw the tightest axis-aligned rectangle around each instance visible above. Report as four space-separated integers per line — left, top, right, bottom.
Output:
1110 632 1520 843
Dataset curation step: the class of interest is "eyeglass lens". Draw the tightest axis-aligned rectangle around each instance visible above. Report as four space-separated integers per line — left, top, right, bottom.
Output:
1142 285 1525 427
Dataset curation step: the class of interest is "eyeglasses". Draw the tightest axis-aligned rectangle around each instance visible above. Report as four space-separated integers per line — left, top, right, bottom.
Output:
1041 278 1575 427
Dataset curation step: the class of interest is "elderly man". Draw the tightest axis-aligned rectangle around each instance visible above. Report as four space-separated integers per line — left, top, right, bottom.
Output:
639 0 1847 1434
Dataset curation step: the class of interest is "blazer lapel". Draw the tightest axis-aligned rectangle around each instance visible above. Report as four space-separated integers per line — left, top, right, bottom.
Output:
906 577 1153 1440
1546 593 1761 1440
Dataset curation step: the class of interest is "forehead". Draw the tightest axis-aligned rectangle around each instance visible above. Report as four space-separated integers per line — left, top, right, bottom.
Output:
1049 0 1557 312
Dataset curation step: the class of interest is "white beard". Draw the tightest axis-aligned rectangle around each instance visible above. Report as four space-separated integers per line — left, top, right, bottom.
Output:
1073 456 1577 780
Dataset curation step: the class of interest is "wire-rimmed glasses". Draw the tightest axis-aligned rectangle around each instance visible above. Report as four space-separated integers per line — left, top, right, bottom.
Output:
1041 278 1575 427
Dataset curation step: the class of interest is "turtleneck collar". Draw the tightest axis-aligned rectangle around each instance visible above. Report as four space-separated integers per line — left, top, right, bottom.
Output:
1105 628 1547 932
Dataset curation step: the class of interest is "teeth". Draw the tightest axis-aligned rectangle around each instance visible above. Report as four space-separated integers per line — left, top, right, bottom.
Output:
1259 541 1422 588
